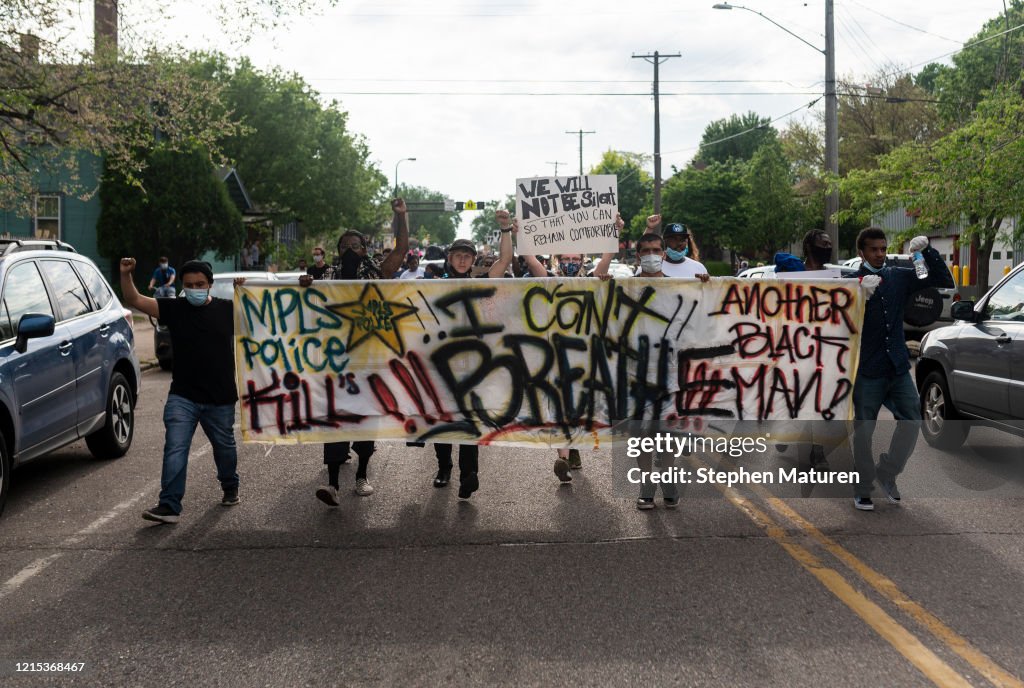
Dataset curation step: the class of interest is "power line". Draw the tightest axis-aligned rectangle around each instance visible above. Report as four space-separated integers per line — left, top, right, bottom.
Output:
316 91 822 96
662 97 823 157
842 0 964 44
305 77 816 86
873 20 1024 82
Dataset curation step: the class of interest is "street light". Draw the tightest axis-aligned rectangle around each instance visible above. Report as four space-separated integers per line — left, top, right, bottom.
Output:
394 157 416 197
713 1 838 261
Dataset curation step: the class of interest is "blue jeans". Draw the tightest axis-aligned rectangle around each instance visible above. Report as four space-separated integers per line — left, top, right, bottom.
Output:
154 285 176 298
638 452 680 501
852 372 921 498
160 394 239 514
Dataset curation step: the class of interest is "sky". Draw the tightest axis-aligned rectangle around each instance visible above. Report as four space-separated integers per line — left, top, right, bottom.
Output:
66 0 1008 238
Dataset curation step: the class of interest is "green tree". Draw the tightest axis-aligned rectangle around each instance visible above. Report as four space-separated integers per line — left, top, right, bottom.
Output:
696 111 777 165
588 150 652 240
396 184 461 246
837 71 943 173
928 0 1024 124
841 84 1024 289
739 140 801 256
472 196 514 245
188 55 387 235
97 142 244 281
0 0 331 215
661 161 747 254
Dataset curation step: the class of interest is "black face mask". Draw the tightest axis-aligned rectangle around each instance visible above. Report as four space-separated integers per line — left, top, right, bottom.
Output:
810 245 831 265
339 248 362 278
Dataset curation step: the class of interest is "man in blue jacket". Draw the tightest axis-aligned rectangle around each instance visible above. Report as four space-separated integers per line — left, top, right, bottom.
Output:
852 227 954 511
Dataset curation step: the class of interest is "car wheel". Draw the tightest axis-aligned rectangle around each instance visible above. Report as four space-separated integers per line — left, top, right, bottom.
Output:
920 370 968 450
0 427 9 516
86 371 135 459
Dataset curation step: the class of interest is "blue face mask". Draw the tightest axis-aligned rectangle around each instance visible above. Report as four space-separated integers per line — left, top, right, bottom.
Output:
559 261 582 277
184 288 209 306
665 246 689 261
863 261 883 274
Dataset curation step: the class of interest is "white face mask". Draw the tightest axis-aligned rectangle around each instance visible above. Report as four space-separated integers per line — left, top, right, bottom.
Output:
639 254 664 274
159 262 168 269
313 255 324 264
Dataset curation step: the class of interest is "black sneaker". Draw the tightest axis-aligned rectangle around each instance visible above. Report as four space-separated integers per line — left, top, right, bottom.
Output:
854 496 874 511
142 504 180 524
878 477 901 504
458 472 479 499
636 497 656 510
221 487 240 506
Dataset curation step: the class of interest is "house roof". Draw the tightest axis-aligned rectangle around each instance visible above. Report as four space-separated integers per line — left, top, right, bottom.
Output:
216 166 255 213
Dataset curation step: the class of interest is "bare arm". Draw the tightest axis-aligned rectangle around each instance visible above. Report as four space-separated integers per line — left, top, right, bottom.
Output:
167 272 176 286
489 211 514 278
522 254 548 278
119 258 159 319
379 198 409 279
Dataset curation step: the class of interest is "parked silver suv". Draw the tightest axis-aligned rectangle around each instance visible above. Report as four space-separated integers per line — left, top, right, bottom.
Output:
915 262 1024 448
0 247 141 515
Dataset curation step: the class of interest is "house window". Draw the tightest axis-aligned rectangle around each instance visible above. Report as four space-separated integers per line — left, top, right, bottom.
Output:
34 195 60 239
993 252 1002 260
1008 251 1014 260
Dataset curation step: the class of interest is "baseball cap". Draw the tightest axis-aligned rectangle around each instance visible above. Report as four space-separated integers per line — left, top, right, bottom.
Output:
664 223 689 237
448 239 478 256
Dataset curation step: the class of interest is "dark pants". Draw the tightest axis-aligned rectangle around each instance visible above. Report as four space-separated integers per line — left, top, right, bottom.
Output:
435 443 479 477
324 441 374 485
852 372 921 498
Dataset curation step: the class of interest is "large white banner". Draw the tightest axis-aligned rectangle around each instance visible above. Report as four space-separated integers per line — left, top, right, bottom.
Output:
515 175 619 255
234 278 864 447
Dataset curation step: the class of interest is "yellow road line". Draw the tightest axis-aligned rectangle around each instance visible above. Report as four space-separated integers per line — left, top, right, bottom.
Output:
764 495 1024 688
723 490 974 688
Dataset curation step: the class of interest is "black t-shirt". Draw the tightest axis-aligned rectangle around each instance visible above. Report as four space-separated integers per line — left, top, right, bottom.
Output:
306 264 330 280
158 297 238 405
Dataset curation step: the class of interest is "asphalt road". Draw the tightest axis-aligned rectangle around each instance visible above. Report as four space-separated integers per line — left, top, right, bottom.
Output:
1 368 1023 687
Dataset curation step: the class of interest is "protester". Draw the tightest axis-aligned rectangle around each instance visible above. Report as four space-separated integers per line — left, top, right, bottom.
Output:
121 258 240 524
521 218 620 482
240 242 251 270
148 257 177 297
399 253 424 279
307 246 330 279
632 230 709 508
425 216 512 499
647 217 707 278
302 200 410 507
771 229 857 471
250 240 261 269
851 228 954 511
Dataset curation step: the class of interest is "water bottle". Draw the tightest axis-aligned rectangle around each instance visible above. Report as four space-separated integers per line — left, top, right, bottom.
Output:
912 251 929 279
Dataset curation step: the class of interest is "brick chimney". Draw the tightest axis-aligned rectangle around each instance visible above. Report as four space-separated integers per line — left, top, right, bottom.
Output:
94 0 118 59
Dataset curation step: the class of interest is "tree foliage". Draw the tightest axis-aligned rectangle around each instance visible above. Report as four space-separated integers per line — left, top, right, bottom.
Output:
696 111 777 165
739 139 801 256
97 142 244 278
661 161 747 254
837 70 943 173
472 195 514 245
840 84 1024 289
187 55 387 235
396 184 461 246
0 0 332 215
924 0 1024 125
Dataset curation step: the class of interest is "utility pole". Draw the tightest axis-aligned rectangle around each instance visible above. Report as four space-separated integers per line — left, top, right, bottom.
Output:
824 0 839 262
633 51 680 215
546 161 566 176
565 129 595 175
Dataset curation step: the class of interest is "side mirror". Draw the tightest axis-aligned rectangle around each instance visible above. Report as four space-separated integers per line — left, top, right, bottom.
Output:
14 313 55 354
950 300 977 323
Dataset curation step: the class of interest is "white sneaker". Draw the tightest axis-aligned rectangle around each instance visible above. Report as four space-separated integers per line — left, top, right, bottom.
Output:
315 485 340 507
354 478 375 496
